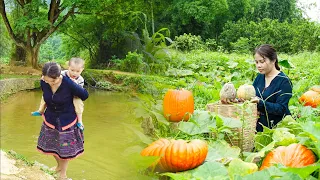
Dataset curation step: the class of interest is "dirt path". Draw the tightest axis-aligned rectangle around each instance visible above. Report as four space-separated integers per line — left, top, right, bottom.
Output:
0 150 55 180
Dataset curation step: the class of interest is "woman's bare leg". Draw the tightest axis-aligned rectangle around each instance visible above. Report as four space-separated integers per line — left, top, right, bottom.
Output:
53 156 62 172
59 159 69 179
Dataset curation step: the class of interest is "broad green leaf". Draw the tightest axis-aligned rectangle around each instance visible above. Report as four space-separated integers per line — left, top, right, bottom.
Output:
123 123 153 145
161 172 191 180
301 121 320 140
281 163 320 179
219 116 242 129
279 59 294 69
300 106 314 118
254 126 274 151
206 140 241 163
276 115 303 136
227 61 238 68
149 110 169 125
191 161 228 179
122 145 144 156
178 121 211 135
241 166 302 180
272 128 297 146
228 158 258 180
178 110 216 135
215 115 224 128
245 141 275 162
163 162 228 179
126 152 159 170
134 107 150 119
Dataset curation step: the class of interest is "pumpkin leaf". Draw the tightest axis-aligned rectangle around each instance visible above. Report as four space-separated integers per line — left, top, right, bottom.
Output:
160 172 191 180
298 121 320 157
215 115 224 128
279 59 294 69
300 106 314 119
206 140 241 163
276 115 303 136
149 110 169 125
219 116 242 128
227 61 238 69
244 141 275 162
280 163 320 179
254 126 274 151
122 145 144 156
154 100 163 111
272 128 297 146
191 161 228 179
162 161 228 179
240 166 302 180
126 152 160 170
134 107 150 119
178 110 216 135
123 123 153 145
228 158 258 180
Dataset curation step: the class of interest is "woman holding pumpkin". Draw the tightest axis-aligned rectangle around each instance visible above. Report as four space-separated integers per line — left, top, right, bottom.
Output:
36 62 89 180
251 44 292 132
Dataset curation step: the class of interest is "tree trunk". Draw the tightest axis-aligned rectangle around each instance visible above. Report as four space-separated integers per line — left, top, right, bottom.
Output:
10 45 26 66
26 45 40 68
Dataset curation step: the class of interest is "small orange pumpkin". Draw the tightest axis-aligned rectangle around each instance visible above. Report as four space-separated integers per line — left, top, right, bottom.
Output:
260 143 316 170
163 89 194 122
141 138 208 172
299 90 320 108
237 84 256 100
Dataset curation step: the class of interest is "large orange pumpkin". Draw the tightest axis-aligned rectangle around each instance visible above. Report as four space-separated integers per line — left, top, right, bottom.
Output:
163 89 194 122
260 143 316 170
299 90 320 108
141 138 208 172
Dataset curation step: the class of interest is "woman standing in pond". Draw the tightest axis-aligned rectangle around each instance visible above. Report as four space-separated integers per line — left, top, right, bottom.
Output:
36 62 89 180
251 44 292 132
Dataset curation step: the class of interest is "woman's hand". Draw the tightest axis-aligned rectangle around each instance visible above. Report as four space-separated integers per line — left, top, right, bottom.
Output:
250 96 260 103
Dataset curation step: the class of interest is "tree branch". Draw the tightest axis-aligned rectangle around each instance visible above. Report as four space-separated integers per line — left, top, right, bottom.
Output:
35 6 75 49
0 0 25 48
48 0 57 23
53 6 66 22
15 0 25 7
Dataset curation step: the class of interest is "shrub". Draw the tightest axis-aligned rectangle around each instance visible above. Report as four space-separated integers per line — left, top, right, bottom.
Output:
119 51 145 73
172 33 205 51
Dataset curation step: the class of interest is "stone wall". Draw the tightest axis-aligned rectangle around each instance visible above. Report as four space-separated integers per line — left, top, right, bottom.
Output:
0 78 40 100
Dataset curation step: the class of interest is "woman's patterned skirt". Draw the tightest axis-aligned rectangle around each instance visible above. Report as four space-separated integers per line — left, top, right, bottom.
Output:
37 120 84 160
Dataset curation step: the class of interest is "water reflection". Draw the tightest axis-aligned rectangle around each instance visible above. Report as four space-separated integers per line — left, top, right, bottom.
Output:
0 90 145 180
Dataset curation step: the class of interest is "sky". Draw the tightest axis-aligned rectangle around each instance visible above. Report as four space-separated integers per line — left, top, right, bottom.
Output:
297 0 320 22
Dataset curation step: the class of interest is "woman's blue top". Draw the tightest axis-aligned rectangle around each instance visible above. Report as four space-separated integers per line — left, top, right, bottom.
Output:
253 71 292 132
41 76 89 130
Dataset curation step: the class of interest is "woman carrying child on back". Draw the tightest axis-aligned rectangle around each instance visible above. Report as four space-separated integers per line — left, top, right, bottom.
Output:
35 62 88 180
32 57 86 130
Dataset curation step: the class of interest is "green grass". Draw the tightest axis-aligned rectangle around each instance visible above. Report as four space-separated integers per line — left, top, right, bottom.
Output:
0 74 39 80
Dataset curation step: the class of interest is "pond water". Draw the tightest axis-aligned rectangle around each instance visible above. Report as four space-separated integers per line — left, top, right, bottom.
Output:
0 90 146 180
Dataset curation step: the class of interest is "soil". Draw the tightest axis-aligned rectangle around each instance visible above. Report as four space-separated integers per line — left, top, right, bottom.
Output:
0 64 42 76
0 150 55 180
